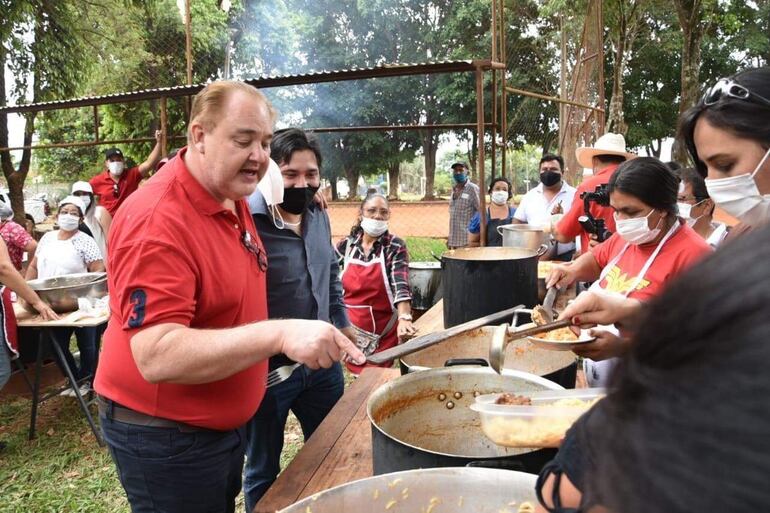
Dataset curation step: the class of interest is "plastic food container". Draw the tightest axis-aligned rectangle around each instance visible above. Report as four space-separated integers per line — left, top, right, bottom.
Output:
470 388 605 448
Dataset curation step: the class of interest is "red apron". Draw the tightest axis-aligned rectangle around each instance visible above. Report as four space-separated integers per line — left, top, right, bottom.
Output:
1 287 19 357
341 244 398 374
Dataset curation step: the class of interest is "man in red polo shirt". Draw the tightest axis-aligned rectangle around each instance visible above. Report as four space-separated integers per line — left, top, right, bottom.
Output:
551 133 636 253
89 131 163 216
94 81 364 513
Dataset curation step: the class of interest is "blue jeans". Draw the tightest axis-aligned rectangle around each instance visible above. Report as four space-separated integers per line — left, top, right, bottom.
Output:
101 412 246 513
51 326 102 381
243 363 344 512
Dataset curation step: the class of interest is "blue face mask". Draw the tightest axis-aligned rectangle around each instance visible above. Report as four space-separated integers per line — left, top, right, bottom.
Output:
453 173 467 183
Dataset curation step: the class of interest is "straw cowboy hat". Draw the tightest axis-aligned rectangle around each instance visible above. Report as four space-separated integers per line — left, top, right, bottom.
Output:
575 132 636 168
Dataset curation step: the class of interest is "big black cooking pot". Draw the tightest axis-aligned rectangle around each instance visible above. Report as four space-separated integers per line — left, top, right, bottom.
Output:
366 365 562 475
440 247 542 328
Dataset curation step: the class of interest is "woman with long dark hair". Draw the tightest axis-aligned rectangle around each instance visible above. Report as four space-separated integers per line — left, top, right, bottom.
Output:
546 157 711 385
336 193 415 373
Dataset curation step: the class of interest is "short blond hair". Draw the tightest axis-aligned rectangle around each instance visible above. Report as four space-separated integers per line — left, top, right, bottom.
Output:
187 81 276 143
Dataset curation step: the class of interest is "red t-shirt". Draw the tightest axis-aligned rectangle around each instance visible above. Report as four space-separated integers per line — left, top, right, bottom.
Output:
89 166 143 216
557 164 619 252
590 221 712 302
94 147 269 431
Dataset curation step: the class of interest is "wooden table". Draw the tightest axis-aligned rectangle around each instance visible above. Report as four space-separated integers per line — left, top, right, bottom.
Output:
14 303 109 445
255 367 400 513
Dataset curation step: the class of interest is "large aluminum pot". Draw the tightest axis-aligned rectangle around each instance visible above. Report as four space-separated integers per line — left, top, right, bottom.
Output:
279 467 536 513
400 326 577 388
498 223 548 252
441 247 541 328
21 272 108 313
408 262 442 311
367 365 562 475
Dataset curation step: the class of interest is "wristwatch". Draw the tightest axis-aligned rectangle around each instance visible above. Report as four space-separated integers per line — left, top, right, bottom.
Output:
398 313 413 321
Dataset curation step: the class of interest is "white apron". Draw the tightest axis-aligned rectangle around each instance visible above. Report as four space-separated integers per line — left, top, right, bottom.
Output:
38 233 88 279
583 221 679 387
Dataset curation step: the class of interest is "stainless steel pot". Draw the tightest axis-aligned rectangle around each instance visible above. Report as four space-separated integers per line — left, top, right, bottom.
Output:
399 326 577 388
367 365 562 474
498 224 548 252
408 262 442 311
278 467 537 513
21 272 108 313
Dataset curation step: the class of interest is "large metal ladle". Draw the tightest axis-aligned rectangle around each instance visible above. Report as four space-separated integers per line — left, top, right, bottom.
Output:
489 317 572 374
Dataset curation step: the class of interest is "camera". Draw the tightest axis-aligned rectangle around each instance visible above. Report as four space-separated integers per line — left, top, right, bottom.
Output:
578 184 612 242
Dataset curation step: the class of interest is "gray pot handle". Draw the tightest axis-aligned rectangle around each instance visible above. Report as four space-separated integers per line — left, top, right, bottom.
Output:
497 225 505 236
536 244 549 257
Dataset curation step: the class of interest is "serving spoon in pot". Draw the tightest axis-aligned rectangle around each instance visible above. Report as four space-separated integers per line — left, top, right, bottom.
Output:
488 318 573 374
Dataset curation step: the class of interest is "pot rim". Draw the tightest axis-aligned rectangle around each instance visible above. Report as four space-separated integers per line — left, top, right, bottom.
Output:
498 223 546 233
366 367 563 458
442 246 539 261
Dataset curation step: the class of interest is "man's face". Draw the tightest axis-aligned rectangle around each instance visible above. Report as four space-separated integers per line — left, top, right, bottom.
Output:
190 91 273 202
279 149 320 189
539 159 562 175
452 165 467 180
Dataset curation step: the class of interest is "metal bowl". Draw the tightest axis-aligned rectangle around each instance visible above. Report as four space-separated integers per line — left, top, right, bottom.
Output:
21 272 108 313
278 467 537 513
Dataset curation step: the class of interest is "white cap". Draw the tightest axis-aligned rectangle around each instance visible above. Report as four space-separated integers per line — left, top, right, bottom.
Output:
575 132 637 168
58 195 86 216
71 181 93 194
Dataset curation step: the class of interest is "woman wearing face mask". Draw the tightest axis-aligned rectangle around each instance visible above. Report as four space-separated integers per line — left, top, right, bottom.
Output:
336 193 416 373
675 167 728 248
71 181 112 265
679 67 770 231
546 157 711 385
467 177 516 247
26 196 105 394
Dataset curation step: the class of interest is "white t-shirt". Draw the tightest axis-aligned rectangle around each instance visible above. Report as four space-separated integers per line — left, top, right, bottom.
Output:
37 230 103 279
514 182 577 255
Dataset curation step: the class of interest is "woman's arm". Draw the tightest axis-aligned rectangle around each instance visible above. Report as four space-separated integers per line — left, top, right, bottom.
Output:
87 259 106 273
25 255 38 280
546 251 602 290
0 239 57 320
395 300 416 341
467 231 481 247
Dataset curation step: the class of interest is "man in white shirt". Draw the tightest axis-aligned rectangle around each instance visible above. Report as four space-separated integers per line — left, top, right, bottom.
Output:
513 154 576 261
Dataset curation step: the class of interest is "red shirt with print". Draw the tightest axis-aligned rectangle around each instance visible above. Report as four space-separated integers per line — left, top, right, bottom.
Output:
94 147 268 431
0 220 33 270
590 221 711 302
89 166 143 216
557 164 620 252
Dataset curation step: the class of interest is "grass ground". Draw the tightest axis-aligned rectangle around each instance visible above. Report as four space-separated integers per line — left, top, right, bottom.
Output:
405 236 447 261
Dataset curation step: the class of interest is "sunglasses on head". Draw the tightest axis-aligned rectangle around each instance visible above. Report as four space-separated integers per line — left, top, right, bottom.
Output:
703 78 770 108
241 231 268 272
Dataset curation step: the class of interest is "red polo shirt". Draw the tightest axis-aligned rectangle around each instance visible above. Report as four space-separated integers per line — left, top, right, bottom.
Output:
94 147 268 431
557 164 620 252
89 166 143 216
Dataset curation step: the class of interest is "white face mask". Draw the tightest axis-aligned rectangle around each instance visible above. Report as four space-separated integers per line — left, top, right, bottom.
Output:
490 190 508 205
360 217 388 237
78 195 92 211
57 213 80 232
614 209 661 245
678 200 708 227
258 158 286 228
705 147 770 226
108 161 125 176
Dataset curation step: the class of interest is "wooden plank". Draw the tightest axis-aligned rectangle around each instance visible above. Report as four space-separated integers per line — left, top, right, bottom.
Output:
368 305 522 364
296 369 398 499
413 299 444 335
254 368 399 513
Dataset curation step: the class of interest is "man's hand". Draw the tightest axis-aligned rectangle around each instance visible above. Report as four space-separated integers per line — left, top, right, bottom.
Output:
278 320 365 369
571 329 631 361
558 291 642 330
551 201 563 215
155 129 162 142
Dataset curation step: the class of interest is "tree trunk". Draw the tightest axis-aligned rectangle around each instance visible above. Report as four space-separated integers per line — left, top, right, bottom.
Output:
387 162 400 200
329 175 339 201
344 165 361 201
422 129 438 200
673 1 706 162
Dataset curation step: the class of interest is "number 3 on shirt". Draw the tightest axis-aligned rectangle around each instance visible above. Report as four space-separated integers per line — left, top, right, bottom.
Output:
128 289 147 328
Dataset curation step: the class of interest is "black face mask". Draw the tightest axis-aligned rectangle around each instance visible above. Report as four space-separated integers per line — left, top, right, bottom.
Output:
280 186 319 215
540 170 562 187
